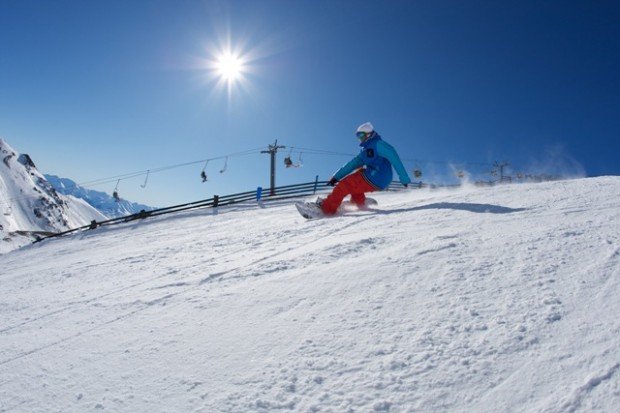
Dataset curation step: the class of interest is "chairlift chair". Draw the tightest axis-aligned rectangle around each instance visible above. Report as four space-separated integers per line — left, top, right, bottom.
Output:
200 160 210 182
140 170 150 188
284 149 303 168
113 179 121 202
219 157 228 174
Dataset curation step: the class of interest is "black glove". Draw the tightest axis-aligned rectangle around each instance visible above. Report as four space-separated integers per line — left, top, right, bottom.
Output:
327 177 338 186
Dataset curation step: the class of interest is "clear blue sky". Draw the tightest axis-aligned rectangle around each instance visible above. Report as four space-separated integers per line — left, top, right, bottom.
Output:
1 0 618 206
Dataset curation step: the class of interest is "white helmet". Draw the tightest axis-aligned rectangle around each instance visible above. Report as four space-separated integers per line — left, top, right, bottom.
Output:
356 122 375 142
356 122 374 134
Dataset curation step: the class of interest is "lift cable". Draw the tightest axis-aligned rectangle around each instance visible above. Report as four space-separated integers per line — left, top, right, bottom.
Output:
77 147 265 188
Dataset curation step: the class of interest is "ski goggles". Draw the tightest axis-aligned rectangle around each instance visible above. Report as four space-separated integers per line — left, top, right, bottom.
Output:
356 131 371 140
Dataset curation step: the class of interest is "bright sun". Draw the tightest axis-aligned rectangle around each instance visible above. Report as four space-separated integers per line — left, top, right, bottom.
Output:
202 43 254 99
215 52 244 83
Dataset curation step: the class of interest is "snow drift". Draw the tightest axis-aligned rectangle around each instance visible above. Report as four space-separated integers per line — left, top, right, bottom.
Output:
0 177 618 412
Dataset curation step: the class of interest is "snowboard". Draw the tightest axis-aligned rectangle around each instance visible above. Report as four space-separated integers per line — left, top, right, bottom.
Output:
295 197 378 220
343 197 378 207
295 201 324 219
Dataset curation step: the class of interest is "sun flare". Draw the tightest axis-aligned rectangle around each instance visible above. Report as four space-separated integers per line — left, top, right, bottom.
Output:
201 40 258 100
215 52 244 83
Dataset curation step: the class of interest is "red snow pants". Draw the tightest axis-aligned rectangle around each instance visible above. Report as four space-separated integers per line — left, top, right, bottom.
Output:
321 171 376 215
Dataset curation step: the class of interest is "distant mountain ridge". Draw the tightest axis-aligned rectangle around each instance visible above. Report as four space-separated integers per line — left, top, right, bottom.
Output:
0 137 106 253
45 175 155 219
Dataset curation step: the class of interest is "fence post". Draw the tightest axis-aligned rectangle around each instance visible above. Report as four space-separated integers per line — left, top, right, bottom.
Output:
213 195 219 208
256 186 263 201
313 175 319 194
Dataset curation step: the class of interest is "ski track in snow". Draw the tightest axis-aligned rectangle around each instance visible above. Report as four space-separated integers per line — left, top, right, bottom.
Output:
0 177 619 412
0 214 374 364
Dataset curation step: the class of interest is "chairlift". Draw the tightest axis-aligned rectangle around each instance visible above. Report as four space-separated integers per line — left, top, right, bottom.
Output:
284 147 294 168
219 157 228 174
284 149 302 168
413 168 422 179
200 160 209 182
113 179 121 202
140 170 150 188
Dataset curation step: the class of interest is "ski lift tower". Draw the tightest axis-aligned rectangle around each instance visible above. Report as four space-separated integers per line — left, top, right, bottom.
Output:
261 140 286 196
493 161 510 183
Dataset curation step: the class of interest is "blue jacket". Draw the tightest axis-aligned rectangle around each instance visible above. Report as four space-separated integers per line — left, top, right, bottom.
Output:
333 133 411 190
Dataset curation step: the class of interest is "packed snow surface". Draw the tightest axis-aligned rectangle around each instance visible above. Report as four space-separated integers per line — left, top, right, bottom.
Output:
1 177 619 412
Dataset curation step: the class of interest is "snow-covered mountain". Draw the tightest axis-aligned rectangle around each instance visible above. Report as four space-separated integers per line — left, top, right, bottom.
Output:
0 137 106 253
0 176 618 412
45 174 155 219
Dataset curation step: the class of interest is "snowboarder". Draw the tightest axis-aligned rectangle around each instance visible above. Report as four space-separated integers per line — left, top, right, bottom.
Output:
315 122 411 216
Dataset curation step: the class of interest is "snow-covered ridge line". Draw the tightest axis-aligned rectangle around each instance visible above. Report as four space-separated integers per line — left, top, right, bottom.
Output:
45 174 155 219
0 137 106 254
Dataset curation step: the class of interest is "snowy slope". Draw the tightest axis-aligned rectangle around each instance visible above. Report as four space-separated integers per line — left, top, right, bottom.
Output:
45 174 155 218
0 138 107 253
0 177 618 412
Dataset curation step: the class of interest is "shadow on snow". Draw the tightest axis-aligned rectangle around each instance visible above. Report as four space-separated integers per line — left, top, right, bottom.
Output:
373 202 527 215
